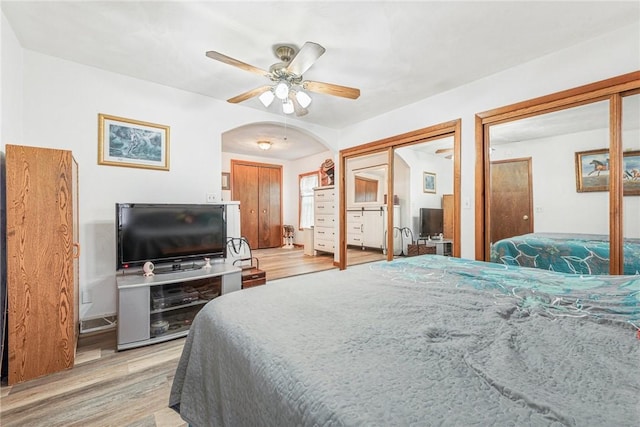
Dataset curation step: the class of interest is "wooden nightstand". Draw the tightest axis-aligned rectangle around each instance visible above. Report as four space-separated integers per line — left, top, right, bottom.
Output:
241 268 266 288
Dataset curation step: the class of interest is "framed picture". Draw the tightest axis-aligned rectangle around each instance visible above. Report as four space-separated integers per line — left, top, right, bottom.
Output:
575 149 640 195
575 149 609 193
423 171 436 193
221 172 231 190
623 150 640 196
98 113 170 171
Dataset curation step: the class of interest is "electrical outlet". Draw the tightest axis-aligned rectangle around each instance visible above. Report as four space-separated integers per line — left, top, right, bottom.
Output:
206 193 216 203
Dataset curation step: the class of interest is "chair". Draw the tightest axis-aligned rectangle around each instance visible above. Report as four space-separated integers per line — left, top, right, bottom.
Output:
226 237 260 271
226 237 266 288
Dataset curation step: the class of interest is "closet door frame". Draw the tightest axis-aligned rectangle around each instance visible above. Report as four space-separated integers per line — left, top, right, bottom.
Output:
475 71 640 274
338 119 462 270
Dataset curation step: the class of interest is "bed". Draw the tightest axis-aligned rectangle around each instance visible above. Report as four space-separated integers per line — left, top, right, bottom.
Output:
491 232 640 275
170 255 640 426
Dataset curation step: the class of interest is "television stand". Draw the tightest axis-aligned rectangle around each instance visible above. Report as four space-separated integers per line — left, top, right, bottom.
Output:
416 238 453 256
116 263 241 350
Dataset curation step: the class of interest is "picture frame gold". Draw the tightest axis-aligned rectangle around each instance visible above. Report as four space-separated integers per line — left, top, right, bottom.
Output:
98 113 170 171
575 148 609 193
221 172 231 190
423 171 436 193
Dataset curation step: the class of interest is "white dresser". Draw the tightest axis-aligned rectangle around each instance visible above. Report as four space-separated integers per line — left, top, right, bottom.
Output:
313 186 336 254
347 205 400 253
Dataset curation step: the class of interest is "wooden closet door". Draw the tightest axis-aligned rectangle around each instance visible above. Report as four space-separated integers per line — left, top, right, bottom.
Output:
232 163 260 249
259 166 282 248
231 160 282 250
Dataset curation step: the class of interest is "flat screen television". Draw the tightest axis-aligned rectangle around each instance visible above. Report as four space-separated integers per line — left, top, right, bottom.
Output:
419 207 444 238
116 203 227 271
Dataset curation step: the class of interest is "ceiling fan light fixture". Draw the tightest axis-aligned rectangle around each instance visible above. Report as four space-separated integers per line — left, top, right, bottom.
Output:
282 99 294 114
274 81 290 100
295 90 312 108
257 140 272 150
258 90 274 107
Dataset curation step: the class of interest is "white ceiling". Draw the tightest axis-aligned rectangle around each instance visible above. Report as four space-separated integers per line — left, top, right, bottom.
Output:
3 1 639 159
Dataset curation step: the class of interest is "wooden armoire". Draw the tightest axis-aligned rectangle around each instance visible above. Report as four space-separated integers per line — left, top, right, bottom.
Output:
5 144 80 385
443 194 454 241
231 160 282 249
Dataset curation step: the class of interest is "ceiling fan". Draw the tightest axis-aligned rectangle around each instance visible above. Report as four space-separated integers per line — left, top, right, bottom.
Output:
435 148 454 159
205 41 360 116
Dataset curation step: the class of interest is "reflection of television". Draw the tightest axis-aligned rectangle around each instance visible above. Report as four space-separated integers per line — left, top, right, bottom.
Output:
116 203 227 270
419 208 444 238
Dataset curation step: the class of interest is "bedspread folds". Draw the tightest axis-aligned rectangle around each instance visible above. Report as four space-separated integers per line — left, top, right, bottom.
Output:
170 255 640 427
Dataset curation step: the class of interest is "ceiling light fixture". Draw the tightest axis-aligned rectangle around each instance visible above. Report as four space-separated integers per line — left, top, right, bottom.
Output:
258 90 275 107
282 99 294 115
274 81 290 100
257 140 272 150
295 90 312 108
260 81 312 115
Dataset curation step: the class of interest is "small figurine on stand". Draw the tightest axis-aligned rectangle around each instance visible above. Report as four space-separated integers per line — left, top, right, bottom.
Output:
202 257 212 269
282 225 294 249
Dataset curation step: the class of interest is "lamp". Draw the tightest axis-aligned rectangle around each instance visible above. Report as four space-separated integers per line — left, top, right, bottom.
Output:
274 81 290 100
259 79 313 115
282 99 294 115
257 140 272 151
295 90 312 108
259 90 274 107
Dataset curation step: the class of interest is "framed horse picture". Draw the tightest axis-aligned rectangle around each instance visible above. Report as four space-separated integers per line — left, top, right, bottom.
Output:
575 149 640 195
575 149 609 193
622 150 640 196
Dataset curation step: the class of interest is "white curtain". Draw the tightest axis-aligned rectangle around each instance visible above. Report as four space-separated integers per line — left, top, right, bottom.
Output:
299 174 319 229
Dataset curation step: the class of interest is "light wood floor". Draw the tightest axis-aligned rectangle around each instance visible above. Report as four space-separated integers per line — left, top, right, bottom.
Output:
0 247 386 426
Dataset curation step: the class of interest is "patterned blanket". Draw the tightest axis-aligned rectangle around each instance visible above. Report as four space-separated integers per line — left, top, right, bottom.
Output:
491 232 640 275
170 255 640 426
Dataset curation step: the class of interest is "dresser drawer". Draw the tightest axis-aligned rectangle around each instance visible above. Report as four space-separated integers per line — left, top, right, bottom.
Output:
314 214 335 227
347 223 362 234
347 211 363 222
314 227 335 240
314 189 335 202
347 233 363 245
314 239 335 252
315 201 335 214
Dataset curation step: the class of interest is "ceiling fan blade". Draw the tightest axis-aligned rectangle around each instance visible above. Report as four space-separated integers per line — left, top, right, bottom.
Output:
286 42 326 76
227 85 271 104
435 148 454 154
206 51 269 76
303 80 360 99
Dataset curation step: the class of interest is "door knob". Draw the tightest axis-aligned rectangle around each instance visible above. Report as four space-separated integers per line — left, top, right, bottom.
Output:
523 215 529 220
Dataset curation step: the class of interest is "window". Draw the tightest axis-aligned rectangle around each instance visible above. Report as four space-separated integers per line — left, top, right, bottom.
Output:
299 171 319 230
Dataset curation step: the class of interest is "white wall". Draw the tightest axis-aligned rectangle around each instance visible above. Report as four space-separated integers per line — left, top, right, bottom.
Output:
338 22 640 259
2 13 639 321
1 13 23 147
